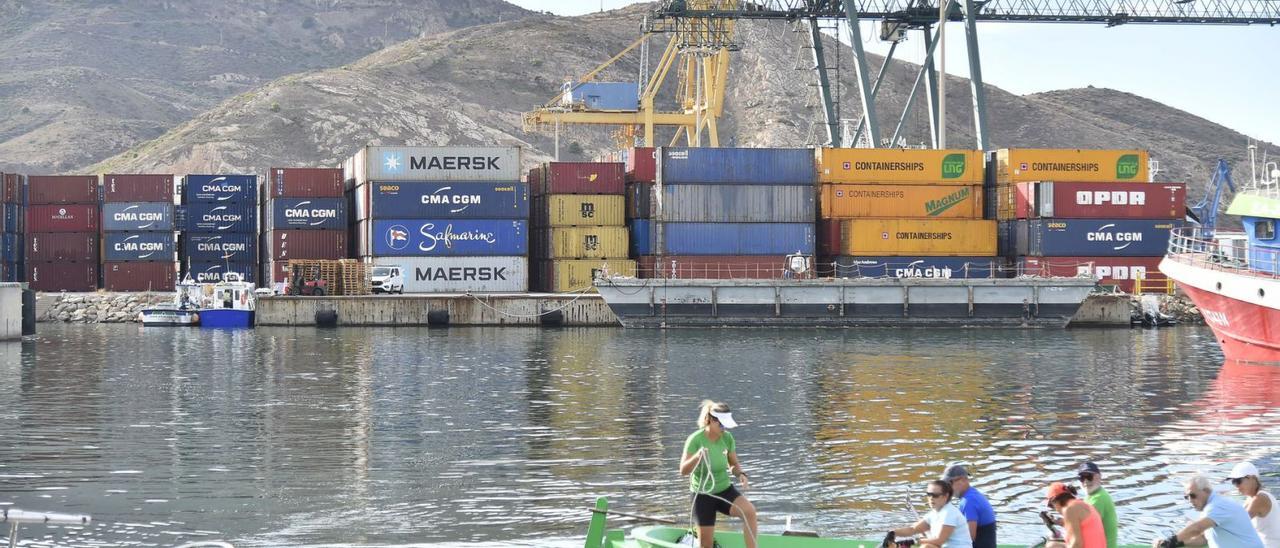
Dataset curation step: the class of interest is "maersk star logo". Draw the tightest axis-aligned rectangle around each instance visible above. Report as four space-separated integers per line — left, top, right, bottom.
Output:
383 151 404 174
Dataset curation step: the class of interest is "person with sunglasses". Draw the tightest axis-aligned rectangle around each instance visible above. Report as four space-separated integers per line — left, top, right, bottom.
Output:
886 480 973 548
1077 462 1119 548
680 400 758 548
1154 474 1263 548
1044 482 1107 548
1227 462 1280 548
941 464 997 548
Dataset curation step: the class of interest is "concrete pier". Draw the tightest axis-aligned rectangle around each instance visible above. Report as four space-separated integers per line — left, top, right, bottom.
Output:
1 283 23 340
255 293 620 327
1068 294 1133 326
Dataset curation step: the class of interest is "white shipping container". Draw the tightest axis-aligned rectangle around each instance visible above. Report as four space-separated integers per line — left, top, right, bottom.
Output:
345 145 522 186
372 256 528 293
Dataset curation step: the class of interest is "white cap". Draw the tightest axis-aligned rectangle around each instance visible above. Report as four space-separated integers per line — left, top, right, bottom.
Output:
1229 462 1259 480
710 410 738 429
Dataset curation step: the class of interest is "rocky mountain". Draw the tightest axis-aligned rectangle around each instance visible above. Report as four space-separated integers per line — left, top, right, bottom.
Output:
0 0 532 173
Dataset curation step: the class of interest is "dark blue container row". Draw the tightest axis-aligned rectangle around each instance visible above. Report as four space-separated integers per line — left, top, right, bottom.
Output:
660 148 816 185
1 233 20 263
182 233 257 263
1003 219 1182 257
104 232 176 262
830 256 1004 279
103 202 175 232
183 174 257 203
268 198 347 230
368 181 529 219
0 261 21 282
184 262 257 284
1 203 20 233
182 202 257 233
629 220 815 255
370 219 528 257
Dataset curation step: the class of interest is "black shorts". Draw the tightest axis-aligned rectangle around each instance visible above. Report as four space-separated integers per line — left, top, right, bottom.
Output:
692 486 742 526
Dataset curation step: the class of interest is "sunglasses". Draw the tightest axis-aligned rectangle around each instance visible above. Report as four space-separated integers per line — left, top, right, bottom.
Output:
926 492 946 498
1184 492 1199 501
1231 478 1246 486
1078 473 1095 482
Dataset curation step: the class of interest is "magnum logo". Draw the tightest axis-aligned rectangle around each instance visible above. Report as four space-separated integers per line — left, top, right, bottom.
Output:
925 187 972 217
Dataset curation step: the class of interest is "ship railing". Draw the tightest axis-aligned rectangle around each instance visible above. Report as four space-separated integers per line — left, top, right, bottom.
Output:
1165 226 1275 277
633 259 1108 282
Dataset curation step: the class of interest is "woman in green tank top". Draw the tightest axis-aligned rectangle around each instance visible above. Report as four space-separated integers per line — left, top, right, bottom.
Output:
679 400 758 548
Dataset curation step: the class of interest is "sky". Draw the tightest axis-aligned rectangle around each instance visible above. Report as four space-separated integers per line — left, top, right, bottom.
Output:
508 0 1280 147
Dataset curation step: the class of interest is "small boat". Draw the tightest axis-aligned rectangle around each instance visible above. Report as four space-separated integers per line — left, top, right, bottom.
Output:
197 272 256 328
140 277 203 327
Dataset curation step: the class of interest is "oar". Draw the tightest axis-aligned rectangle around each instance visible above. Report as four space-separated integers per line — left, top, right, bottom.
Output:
587 507 679 525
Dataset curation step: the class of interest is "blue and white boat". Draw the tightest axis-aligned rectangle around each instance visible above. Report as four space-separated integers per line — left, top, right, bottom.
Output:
197 272 256 328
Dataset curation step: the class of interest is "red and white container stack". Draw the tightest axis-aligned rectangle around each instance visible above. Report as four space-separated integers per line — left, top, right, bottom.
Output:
260 168 347 286
100 174 177 292
25 175 100 291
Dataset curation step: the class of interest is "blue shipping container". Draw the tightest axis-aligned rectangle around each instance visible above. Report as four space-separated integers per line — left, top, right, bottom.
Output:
103 202 175 231
660 148 816 185
270 198 347 230
184 202 257 233
831 256 1003 279
370 182 529 219
104 232 175 262
1 203 19 233
1 233 19 263
567 82 638 111
633 222 815 255
184 174 258 203
370 219 527 257
182 233 257 263
629 219 652 257
185 262 257 284
1017 219 1181 257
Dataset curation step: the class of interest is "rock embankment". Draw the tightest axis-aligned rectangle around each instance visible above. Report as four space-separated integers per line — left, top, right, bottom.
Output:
38 293 171 323
1131 293 1203 325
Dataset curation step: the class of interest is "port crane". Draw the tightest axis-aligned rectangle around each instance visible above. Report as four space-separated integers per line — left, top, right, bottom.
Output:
522 0 1280 150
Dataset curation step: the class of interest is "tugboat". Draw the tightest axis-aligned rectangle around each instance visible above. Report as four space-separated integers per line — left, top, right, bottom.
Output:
197 272 256 328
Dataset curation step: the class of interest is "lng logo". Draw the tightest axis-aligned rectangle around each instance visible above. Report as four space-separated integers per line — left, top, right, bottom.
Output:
1116 154 1140 179
941 153 966 179
383 151 405 175
386 224 411 251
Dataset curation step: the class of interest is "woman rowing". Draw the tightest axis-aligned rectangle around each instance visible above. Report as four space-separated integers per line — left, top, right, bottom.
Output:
887 479 973 548
679 400 758 548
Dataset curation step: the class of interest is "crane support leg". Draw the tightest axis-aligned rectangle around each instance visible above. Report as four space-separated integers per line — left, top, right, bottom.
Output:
842 5 881 148
808 18 840 147
964 0 990 150
851 40 898 148
922 25 942 149
892 24 943 147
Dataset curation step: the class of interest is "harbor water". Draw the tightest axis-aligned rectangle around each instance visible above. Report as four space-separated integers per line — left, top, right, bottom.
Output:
1 325 1276 547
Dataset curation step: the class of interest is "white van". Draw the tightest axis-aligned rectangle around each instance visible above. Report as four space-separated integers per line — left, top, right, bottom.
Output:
371 265 405 294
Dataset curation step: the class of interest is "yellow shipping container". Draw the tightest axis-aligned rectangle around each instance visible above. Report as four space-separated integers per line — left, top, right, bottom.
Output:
542 259 637 292
817 148 984 184
542 194 625 227
995 148 1149 184
838 219 997 256
820 184 983 219
541 226 629 259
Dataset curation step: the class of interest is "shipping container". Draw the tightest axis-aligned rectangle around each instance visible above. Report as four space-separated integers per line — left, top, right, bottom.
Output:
564 82 638 111
344 146 521 186
635 255 807 279
539 259 637 292
633 222 815 256
820 184 983 219
829 256 1003 279
816 148 984 184
1 233 18 263
267 197 347 230
27 262 97 292
660 184 815 223
1017 256 1165 293
26 175 98 205
361 181 529 220
837 219 997 256
994 149 1150 184
26 233 98 263
372 256 528 293
993 184 1032 221
538 194 625 227
626 182 653 219
182 233 257 263
537 162 626 195
267 230 348 261
626 147 656 183
368 219 527 257
1 203 19 233
26 204 98 232
1 173 22 204
183 201 257 232
1012 219 1181 257
183 174 258 203
817 219 841 257
102 174 173 203
102 261 175 292
269 167 344 198
660 147 816 185
536 226 629 259
629 219 651 257
103 232 176 262
1032 181 1186 219
184 262 257 284
0 262 20 283
102 202 175 232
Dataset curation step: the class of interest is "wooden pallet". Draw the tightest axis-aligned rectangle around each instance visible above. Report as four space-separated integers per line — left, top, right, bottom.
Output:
337 259 371 296
286 259 340 294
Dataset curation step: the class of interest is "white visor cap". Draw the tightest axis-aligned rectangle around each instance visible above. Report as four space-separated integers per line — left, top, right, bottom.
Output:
1229 461 1259 480
710 410 738 429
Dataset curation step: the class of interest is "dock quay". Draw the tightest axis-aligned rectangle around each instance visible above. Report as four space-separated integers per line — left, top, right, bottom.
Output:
255 293 619 327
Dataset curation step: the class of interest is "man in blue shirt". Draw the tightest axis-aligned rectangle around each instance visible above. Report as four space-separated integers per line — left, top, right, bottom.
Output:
942 464 998 548
1155 474 1263 548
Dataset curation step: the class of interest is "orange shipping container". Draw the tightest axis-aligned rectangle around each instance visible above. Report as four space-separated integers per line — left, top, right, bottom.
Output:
837 219 997 256
994 149 1150 184
817 148 984 184
820 184 983 219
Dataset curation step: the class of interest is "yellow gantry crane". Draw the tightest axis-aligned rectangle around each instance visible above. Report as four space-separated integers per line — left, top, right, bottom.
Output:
520 0 738 149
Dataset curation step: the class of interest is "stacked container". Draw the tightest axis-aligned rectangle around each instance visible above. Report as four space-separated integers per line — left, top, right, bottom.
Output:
1 173 23 282
262 168 347 286
814 148 998 279
25 175 100 291
991 149 1182 292
529 162 634 292
344 146 528 292
101 174 176 291
180 174 259 284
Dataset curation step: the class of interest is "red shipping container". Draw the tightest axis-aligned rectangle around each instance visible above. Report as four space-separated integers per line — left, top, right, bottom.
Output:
102 261 175 292
539 162 625 195
626 147 656 183
2 173 21 204
817 219 842 257
636 255 812 280
268 230 347 260
103 174 173 203
1031 181 1186 219
26 175 99 205
269 168 343 198
26 204 99 232
27 233 99 262
27 262 98 292
1017 256 1165 293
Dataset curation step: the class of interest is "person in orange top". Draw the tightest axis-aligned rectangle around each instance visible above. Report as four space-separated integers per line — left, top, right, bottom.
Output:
1046 482 1108 548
